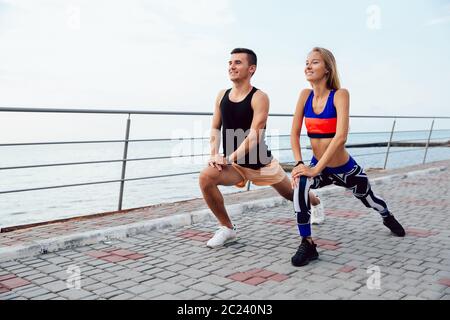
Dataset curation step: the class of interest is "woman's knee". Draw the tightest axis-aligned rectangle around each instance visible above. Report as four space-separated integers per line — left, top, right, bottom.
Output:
295 176 310 192
294 176 311 212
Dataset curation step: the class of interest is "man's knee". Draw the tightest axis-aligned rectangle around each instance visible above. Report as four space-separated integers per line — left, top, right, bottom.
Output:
286 190 294 202
309 192 320 206
273 179 294 201
199 168 219 190
281 187 293 201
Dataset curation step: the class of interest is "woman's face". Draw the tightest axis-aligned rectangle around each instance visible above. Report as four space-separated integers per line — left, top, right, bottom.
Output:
305 51 328 82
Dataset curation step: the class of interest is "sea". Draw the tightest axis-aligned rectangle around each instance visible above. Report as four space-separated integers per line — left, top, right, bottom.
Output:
1 128 449 228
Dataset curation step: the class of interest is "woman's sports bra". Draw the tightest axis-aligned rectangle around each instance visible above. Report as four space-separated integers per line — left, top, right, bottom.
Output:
304 89 337 138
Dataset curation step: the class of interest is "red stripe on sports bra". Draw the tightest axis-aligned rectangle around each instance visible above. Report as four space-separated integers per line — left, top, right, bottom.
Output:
305 117 337 134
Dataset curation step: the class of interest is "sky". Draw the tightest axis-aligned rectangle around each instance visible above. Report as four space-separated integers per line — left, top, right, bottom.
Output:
0 0 449 142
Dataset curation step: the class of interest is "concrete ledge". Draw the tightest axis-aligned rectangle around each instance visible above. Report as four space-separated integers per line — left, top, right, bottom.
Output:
0 165 446 262
0 214 193 262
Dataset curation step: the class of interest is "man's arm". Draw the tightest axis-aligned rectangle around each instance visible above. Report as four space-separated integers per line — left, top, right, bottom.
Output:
227 90 269 163
208 90 226 170
210 90 225 156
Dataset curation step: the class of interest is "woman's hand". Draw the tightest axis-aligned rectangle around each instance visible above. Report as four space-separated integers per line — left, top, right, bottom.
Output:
291 165 318 189
292 164 319 179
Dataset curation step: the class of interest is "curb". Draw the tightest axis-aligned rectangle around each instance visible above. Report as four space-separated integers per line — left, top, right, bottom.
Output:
0 165 446 262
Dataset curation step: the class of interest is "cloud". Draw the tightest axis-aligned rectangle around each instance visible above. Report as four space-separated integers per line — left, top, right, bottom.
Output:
425 15 450 26
424 3 450 26
164 0 235 26
0 0 236 108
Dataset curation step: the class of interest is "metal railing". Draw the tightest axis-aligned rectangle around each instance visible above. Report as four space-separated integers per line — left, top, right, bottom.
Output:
1 107 449 212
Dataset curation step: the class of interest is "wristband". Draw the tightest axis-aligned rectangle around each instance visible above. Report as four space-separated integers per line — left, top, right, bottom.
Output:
294 160 304 167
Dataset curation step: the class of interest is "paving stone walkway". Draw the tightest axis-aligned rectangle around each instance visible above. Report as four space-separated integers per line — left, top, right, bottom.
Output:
0 161 449 300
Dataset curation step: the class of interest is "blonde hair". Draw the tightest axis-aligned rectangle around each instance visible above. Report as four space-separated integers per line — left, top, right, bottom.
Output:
310 47 341 90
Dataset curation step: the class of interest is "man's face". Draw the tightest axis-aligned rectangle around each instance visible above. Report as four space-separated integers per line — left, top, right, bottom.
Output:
228 53 255 81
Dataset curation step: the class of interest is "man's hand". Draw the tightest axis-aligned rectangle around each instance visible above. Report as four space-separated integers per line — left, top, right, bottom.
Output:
208 154 228 171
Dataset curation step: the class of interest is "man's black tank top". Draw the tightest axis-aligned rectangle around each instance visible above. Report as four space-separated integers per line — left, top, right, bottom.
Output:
220 87 273 170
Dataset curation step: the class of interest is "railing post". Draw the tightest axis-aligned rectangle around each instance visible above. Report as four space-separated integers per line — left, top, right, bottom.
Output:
423 119 435 164
383 120 396 169
118 114 131 211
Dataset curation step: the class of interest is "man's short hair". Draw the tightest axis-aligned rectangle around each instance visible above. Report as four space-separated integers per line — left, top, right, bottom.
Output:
230 48 257 66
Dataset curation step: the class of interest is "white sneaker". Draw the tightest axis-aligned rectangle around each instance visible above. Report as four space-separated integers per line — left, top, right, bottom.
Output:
206 225 237 248
311 199 325 225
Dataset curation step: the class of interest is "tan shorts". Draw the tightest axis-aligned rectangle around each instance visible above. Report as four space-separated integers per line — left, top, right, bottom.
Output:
231 159 287 188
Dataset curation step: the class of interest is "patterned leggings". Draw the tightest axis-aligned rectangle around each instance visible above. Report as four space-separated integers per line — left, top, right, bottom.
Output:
294 156 390 237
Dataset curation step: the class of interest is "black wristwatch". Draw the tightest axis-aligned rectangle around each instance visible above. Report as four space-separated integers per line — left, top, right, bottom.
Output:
294 160 304 167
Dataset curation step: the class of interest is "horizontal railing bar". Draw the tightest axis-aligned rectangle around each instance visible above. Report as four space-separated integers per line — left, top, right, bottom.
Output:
347 115 449 119
0 153 213 170
271 148 293 152
0 148 306 170
3 137 447 171
0 171 201 194
348 129 450 135
344 137 450 147
0 142 445 194
390 137 450 143
0 137 215 147
0 135 296 147
266 134 291 138
352 148 425 158
1 107 450 119
271 129 450 137
273 138 450 152
2 130 450 147
279 147 435 159
0 107 214 116
278 145 445 159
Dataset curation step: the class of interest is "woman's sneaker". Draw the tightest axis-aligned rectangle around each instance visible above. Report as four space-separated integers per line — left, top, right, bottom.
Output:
291 238 319 267
311 199 325 225
383 215 405 237
206 225 237 248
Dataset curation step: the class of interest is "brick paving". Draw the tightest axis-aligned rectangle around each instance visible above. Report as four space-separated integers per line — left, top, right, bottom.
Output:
0 160 449 300
1 159 448 248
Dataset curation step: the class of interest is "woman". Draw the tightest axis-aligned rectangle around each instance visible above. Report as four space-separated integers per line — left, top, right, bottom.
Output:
290 47 405 267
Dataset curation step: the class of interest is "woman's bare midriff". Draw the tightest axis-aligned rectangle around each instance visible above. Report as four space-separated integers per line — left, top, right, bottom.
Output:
309 138 349 167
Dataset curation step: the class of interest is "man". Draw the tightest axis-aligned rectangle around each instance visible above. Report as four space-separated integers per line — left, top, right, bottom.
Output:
199 48 323 248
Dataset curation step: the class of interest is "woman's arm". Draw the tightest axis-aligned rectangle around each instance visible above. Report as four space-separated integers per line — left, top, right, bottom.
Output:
290 89 311 188
290 89 311 162
310 88 350 174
